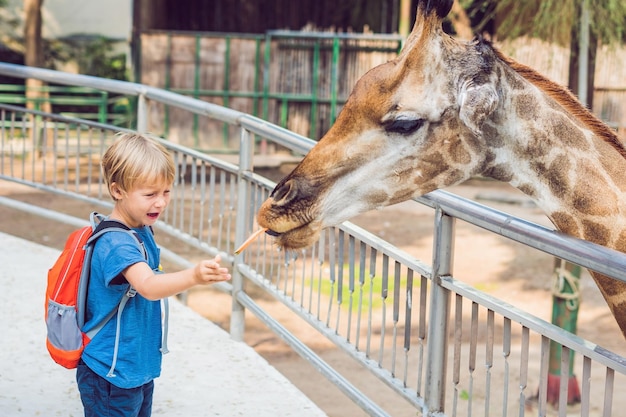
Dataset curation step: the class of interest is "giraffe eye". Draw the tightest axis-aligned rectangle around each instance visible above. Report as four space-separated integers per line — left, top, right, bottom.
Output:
384 118 424 135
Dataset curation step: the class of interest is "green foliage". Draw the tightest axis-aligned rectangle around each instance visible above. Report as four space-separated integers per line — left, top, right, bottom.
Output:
471 0 626 46
51 37 128 80
592 0 626 43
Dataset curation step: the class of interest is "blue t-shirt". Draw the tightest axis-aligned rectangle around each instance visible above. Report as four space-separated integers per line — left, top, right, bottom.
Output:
81 225 163 389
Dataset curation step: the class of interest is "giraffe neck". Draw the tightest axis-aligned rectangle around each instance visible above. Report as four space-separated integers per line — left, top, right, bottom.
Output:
483 60 626 253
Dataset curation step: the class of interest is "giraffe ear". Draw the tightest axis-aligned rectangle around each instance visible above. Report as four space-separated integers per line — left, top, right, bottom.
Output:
458 82 499 136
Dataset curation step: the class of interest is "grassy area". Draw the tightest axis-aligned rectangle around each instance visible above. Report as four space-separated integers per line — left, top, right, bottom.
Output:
306 264 418 311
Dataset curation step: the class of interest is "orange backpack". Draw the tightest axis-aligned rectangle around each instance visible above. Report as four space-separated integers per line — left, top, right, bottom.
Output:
45 212 143 369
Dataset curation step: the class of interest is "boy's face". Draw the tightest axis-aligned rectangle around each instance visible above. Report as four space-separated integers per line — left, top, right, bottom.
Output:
111 180 172 228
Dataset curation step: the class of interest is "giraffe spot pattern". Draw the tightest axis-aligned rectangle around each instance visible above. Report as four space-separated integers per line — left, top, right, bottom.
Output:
550 211 580 236
547 113 590 151
365 189 392 207
514 94 539 121
615 230 626 253
592 272 626 299
484 164 513 182
571 163 619 216
517 183 537 198
446 138 472 164
582 219 610 246
519 127 550 160
530 155 570 200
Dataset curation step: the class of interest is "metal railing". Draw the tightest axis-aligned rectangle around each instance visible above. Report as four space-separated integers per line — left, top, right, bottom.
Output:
2 62 626 417
0 83 132 126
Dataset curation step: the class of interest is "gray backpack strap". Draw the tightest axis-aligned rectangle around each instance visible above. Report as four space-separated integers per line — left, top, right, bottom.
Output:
161 297 170 354
106 286 137 378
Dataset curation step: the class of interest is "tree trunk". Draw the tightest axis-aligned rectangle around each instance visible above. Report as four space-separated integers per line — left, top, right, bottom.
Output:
24 0 48 112
567 15 597 109
24 0 50 159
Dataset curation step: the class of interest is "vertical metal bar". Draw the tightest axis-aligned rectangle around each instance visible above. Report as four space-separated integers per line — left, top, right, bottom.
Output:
559 346 570 416
86 127 93 195
189 158 197 237
366 247 378 358
74 126 81 192
355 241 367 350
197 162 206 241
485 309 494 417
538 335 550 416
519 326 530 417
346 235 356 342
30 112 37 182
326 229 337 327
52 120 58 188
231 126 254 341
416 274 428 396
391 260 401 377
502 318 511 417
452 293 463 415
581 357 591 416
378 254 389 367
227 173 236 254
217 170 226 249
424 207 455 415
316 231 326 321
468 301 479 415
603 368 614 417
136 93 148 133
403 268 414 387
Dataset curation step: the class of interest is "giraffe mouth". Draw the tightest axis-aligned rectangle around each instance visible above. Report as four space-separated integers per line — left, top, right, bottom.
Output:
259 219 322 250
265 229 281 237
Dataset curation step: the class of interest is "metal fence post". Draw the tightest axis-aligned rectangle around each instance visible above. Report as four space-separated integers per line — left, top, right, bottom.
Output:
424 207 455 415
136 92 147 133
230 126 254 341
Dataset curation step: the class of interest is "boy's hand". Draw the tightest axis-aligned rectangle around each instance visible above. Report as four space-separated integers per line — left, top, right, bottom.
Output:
193 255 231 284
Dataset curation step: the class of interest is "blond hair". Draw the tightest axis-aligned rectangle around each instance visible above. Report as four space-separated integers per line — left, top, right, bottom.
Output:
102 133 175 199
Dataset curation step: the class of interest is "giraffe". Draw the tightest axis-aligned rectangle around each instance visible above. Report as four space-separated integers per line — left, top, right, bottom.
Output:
256 0 626 339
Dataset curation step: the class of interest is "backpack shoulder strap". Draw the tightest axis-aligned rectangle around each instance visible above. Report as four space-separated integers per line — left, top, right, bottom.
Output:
76 213 146 330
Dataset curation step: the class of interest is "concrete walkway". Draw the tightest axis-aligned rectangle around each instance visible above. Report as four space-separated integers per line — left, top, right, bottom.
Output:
0 232 326 417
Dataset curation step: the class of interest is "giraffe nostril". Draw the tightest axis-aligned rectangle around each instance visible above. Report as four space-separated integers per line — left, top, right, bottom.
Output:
271 178 297 204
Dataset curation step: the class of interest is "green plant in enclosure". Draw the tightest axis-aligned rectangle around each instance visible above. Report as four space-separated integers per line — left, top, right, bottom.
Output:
306 264 413 312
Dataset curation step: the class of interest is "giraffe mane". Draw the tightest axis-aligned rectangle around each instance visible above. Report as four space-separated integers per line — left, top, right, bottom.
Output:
491 46 626 160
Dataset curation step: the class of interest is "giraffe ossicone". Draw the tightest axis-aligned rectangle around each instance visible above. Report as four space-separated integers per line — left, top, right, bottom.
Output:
256 0 626 339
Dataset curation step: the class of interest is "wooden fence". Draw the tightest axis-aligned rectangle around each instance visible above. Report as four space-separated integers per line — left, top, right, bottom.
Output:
140 31 626 151
140 30 402 150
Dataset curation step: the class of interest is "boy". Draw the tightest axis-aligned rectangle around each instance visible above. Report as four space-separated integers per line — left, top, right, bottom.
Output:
77 133 231 416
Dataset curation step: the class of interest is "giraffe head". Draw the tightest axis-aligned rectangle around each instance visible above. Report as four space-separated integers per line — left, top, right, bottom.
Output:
257 0 501 249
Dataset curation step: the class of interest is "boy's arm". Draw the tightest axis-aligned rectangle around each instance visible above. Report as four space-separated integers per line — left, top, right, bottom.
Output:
122 256 231 300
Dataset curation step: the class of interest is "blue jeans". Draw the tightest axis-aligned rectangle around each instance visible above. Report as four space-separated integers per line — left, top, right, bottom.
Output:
77 359 154 417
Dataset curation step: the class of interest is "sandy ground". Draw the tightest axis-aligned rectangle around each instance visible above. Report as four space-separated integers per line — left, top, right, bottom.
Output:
2 178 626 416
